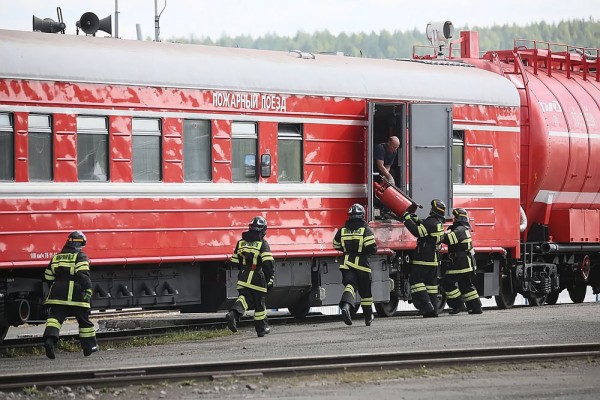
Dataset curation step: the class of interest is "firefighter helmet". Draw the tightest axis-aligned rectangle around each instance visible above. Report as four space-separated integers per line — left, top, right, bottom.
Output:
66 230 87 248
249 216 268 233
430 199 446 217
348 203 365 220
452 208 469 223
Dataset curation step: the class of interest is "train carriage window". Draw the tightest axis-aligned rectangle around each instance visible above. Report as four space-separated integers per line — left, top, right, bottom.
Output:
132 118 162 182
232 122 257 182
0 113 14 181
183 119 211 182
452 130 464 184
28 114 53 181
277 123 303 182
77 116 109 182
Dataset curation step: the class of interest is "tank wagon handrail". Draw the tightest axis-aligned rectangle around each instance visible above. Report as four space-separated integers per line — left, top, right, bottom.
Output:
513 38 600 81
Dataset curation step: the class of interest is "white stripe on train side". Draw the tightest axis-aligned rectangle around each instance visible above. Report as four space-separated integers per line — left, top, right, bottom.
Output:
0 182 521 200
534 190 600 205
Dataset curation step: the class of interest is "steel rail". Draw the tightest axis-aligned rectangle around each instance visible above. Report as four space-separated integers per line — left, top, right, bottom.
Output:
0 312 354 350
0 305 525 350
0 343 598 390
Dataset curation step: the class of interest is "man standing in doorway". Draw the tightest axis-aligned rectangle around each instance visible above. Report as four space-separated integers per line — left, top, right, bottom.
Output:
374 136 400 186
374 136 400 220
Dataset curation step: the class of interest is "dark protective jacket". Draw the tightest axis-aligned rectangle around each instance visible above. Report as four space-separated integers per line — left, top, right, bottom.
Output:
44 245 92 308
404 213 445 267
333 219 378 272
231 230 275 293
442 222 475 274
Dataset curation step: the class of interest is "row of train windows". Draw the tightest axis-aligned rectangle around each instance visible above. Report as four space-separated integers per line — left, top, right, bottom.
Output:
0 113 303 183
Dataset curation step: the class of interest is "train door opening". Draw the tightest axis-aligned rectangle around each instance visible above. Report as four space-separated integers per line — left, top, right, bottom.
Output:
368 102 453 220
368 103 406 221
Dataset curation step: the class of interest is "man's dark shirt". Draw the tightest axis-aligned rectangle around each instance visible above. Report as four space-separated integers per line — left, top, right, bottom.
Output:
374 142 397 170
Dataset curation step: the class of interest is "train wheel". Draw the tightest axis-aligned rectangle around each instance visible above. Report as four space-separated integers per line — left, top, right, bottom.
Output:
545 290 560 305
567 282 587 303
0 325 8 344
288 295 311 320
526 293 546 306
375 294 399 317
495 274 516 309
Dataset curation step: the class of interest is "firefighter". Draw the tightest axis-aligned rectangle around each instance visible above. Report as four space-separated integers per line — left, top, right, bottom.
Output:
333 203 378 326
225 216 275 337
442 208 483 314
42 231 98 359
402 199 446 318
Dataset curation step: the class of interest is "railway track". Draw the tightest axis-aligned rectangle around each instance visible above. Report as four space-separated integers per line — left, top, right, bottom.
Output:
0 343 598 390
0 311 374 350
0 304 535 350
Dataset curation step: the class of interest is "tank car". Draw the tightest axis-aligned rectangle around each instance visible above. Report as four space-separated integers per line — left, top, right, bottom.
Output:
416 30 600 307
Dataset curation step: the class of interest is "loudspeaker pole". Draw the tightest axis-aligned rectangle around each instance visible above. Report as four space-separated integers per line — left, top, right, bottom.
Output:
115 0 119 38
154 0 160 42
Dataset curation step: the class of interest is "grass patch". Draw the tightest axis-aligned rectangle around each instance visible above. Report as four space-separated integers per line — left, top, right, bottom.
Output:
1 328 233 358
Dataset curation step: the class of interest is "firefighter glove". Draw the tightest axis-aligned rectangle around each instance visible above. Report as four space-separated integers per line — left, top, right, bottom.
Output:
83 288 93 303
267 278 274 292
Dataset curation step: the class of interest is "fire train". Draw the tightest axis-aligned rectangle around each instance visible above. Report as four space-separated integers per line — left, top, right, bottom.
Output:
1 24 599 342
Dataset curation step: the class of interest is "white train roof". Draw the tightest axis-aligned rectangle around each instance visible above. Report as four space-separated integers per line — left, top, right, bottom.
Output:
0 29 519 107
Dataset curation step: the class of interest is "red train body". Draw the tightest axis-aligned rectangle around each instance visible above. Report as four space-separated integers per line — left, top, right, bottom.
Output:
0 28 598 340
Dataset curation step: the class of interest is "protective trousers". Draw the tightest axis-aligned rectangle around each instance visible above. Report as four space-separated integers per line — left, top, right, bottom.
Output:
409 264 439 314
339 268 373 322
442 272 482 312
43 304 97 353
230 287 269 336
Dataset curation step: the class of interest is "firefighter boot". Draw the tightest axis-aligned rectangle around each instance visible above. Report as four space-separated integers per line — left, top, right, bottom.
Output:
43 337 57 360
81 334 99 357
83 343 99 357
364 308 374 326
449 306 466 315
255 319 269 337
341 303 352 325
449 302 467 315
423 294 438 318
467 297 483 314
226 310 240 332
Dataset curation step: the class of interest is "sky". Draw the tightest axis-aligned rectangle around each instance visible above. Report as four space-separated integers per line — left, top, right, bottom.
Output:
1 0 598 41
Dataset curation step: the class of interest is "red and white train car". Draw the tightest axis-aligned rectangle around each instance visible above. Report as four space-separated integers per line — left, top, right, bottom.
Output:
0 26 595 341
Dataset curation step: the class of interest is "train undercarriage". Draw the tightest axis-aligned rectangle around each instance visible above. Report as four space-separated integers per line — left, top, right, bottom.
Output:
2 243 598 343
494 242 600 309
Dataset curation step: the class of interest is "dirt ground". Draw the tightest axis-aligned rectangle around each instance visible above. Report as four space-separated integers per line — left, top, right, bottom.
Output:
1 358 598 400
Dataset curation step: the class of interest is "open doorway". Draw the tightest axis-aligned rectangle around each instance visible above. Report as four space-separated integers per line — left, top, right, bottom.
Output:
368 102 453 221
368 103 406 221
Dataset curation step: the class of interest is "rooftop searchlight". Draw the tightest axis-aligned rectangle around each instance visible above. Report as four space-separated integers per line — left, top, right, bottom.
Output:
426 21 454 57
32 7 66 34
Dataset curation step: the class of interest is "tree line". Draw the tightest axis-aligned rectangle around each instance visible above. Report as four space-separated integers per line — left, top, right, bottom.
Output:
167 18 599 59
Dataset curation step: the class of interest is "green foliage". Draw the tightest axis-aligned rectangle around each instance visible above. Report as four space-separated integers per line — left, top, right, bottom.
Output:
167 19 599 59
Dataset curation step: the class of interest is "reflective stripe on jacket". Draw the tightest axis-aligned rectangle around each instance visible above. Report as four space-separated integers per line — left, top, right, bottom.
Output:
231 238 275 293
443 224 474 274
333 222 377 272
404 214 445 267
44 250 92 308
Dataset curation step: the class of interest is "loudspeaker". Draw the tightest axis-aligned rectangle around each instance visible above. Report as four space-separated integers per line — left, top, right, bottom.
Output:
76 12 112 36
32 15 66 34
